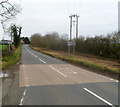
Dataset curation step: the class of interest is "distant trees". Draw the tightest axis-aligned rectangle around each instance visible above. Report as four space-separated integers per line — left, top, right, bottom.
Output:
76 32 120 59
30 31 120 60
10 24 22 48
21 37 30 44
30 32 68 52
30 33 42 47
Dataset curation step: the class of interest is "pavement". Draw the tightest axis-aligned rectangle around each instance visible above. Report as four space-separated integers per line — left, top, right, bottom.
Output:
16 45 119 106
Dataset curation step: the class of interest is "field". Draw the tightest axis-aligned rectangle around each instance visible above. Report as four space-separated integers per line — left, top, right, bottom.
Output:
0 44 14 51
0 45 8 50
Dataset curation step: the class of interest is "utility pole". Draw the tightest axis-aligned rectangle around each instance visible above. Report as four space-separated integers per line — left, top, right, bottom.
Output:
68 14 79 54
76 15 79 39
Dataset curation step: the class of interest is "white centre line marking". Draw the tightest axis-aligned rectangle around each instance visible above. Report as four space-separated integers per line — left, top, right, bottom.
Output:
39 58 46 64
34 55 37 58
27 49 46 64
49 65 67 77
84 88 115 107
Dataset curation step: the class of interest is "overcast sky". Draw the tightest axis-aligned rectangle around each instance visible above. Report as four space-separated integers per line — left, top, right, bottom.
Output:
0 0 119 40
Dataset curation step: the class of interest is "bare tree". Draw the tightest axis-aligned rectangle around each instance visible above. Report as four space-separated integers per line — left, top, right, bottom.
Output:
10 24 22 48
0 0 21 31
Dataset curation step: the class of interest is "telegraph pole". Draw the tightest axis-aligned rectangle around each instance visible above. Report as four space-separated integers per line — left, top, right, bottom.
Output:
76 15 79 39
68 14 79 54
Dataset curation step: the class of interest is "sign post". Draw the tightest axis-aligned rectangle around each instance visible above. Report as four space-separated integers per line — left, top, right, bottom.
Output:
8 40 12 51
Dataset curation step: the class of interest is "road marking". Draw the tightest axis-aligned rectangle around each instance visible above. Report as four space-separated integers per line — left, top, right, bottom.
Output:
73 72 77 74
110 79 118 83
34 54 38 58
115 80 119 83
19 97 24 105
84 88 115 107
23 66 30 87
23 90 26 96
19 89 27 105
27 49 46 64
49 65 67 77
66 68 77 74
39 58 46 64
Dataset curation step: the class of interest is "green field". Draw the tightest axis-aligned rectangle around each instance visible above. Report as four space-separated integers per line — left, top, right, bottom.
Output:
0 45 14 50
0 45 8 50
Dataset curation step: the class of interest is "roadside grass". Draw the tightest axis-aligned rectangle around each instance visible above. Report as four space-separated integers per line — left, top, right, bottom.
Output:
1 45 22 69
30 46 120 76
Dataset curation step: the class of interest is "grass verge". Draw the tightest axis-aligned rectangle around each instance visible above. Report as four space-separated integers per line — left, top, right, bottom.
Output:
30 46 120 78
1 45 22 69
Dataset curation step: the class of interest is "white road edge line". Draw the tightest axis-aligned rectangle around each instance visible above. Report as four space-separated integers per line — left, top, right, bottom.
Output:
39 58 46 64
19 89 27 105
23 65 30 87
84 88 115 107
49 65 67 77
34 55 38 58
19 97 24 105
110 79 118 83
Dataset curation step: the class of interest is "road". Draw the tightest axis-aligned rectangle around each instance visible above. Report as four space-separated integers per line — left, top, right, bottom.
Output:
19 45 118 106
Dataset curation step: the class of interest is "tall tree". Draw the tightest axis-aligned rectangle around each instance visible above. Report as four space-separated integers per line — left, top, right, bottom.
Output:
0 0 21 31
10 24 22 48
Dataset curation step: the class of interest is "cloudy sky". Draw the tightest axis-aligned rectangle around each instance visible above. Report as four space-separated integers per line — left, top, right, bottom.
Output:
0 0 119 40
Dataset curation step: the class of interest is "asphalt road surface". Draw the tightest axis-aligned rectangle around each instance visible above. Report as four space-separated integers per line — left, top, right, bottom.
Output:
19 45 119 106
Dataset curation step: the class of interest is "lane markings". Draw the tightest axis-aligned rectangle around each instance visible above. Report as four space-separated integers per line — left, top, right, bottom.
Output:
115 80 119 83
49 65 67 77
19 97 24 105
19 89 27 105
84 88 115 107
66 68 77 74
25 47 119 82
34 55 38 58
39 58 46 64
27 48 46 64
22 64 30 87
110 79 118 83
70 64 118 83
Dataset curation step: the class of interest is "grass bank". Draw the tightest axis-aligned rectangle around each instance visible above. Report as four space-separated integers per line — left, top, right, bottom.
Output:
30 46 120 79
1 45 22 69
